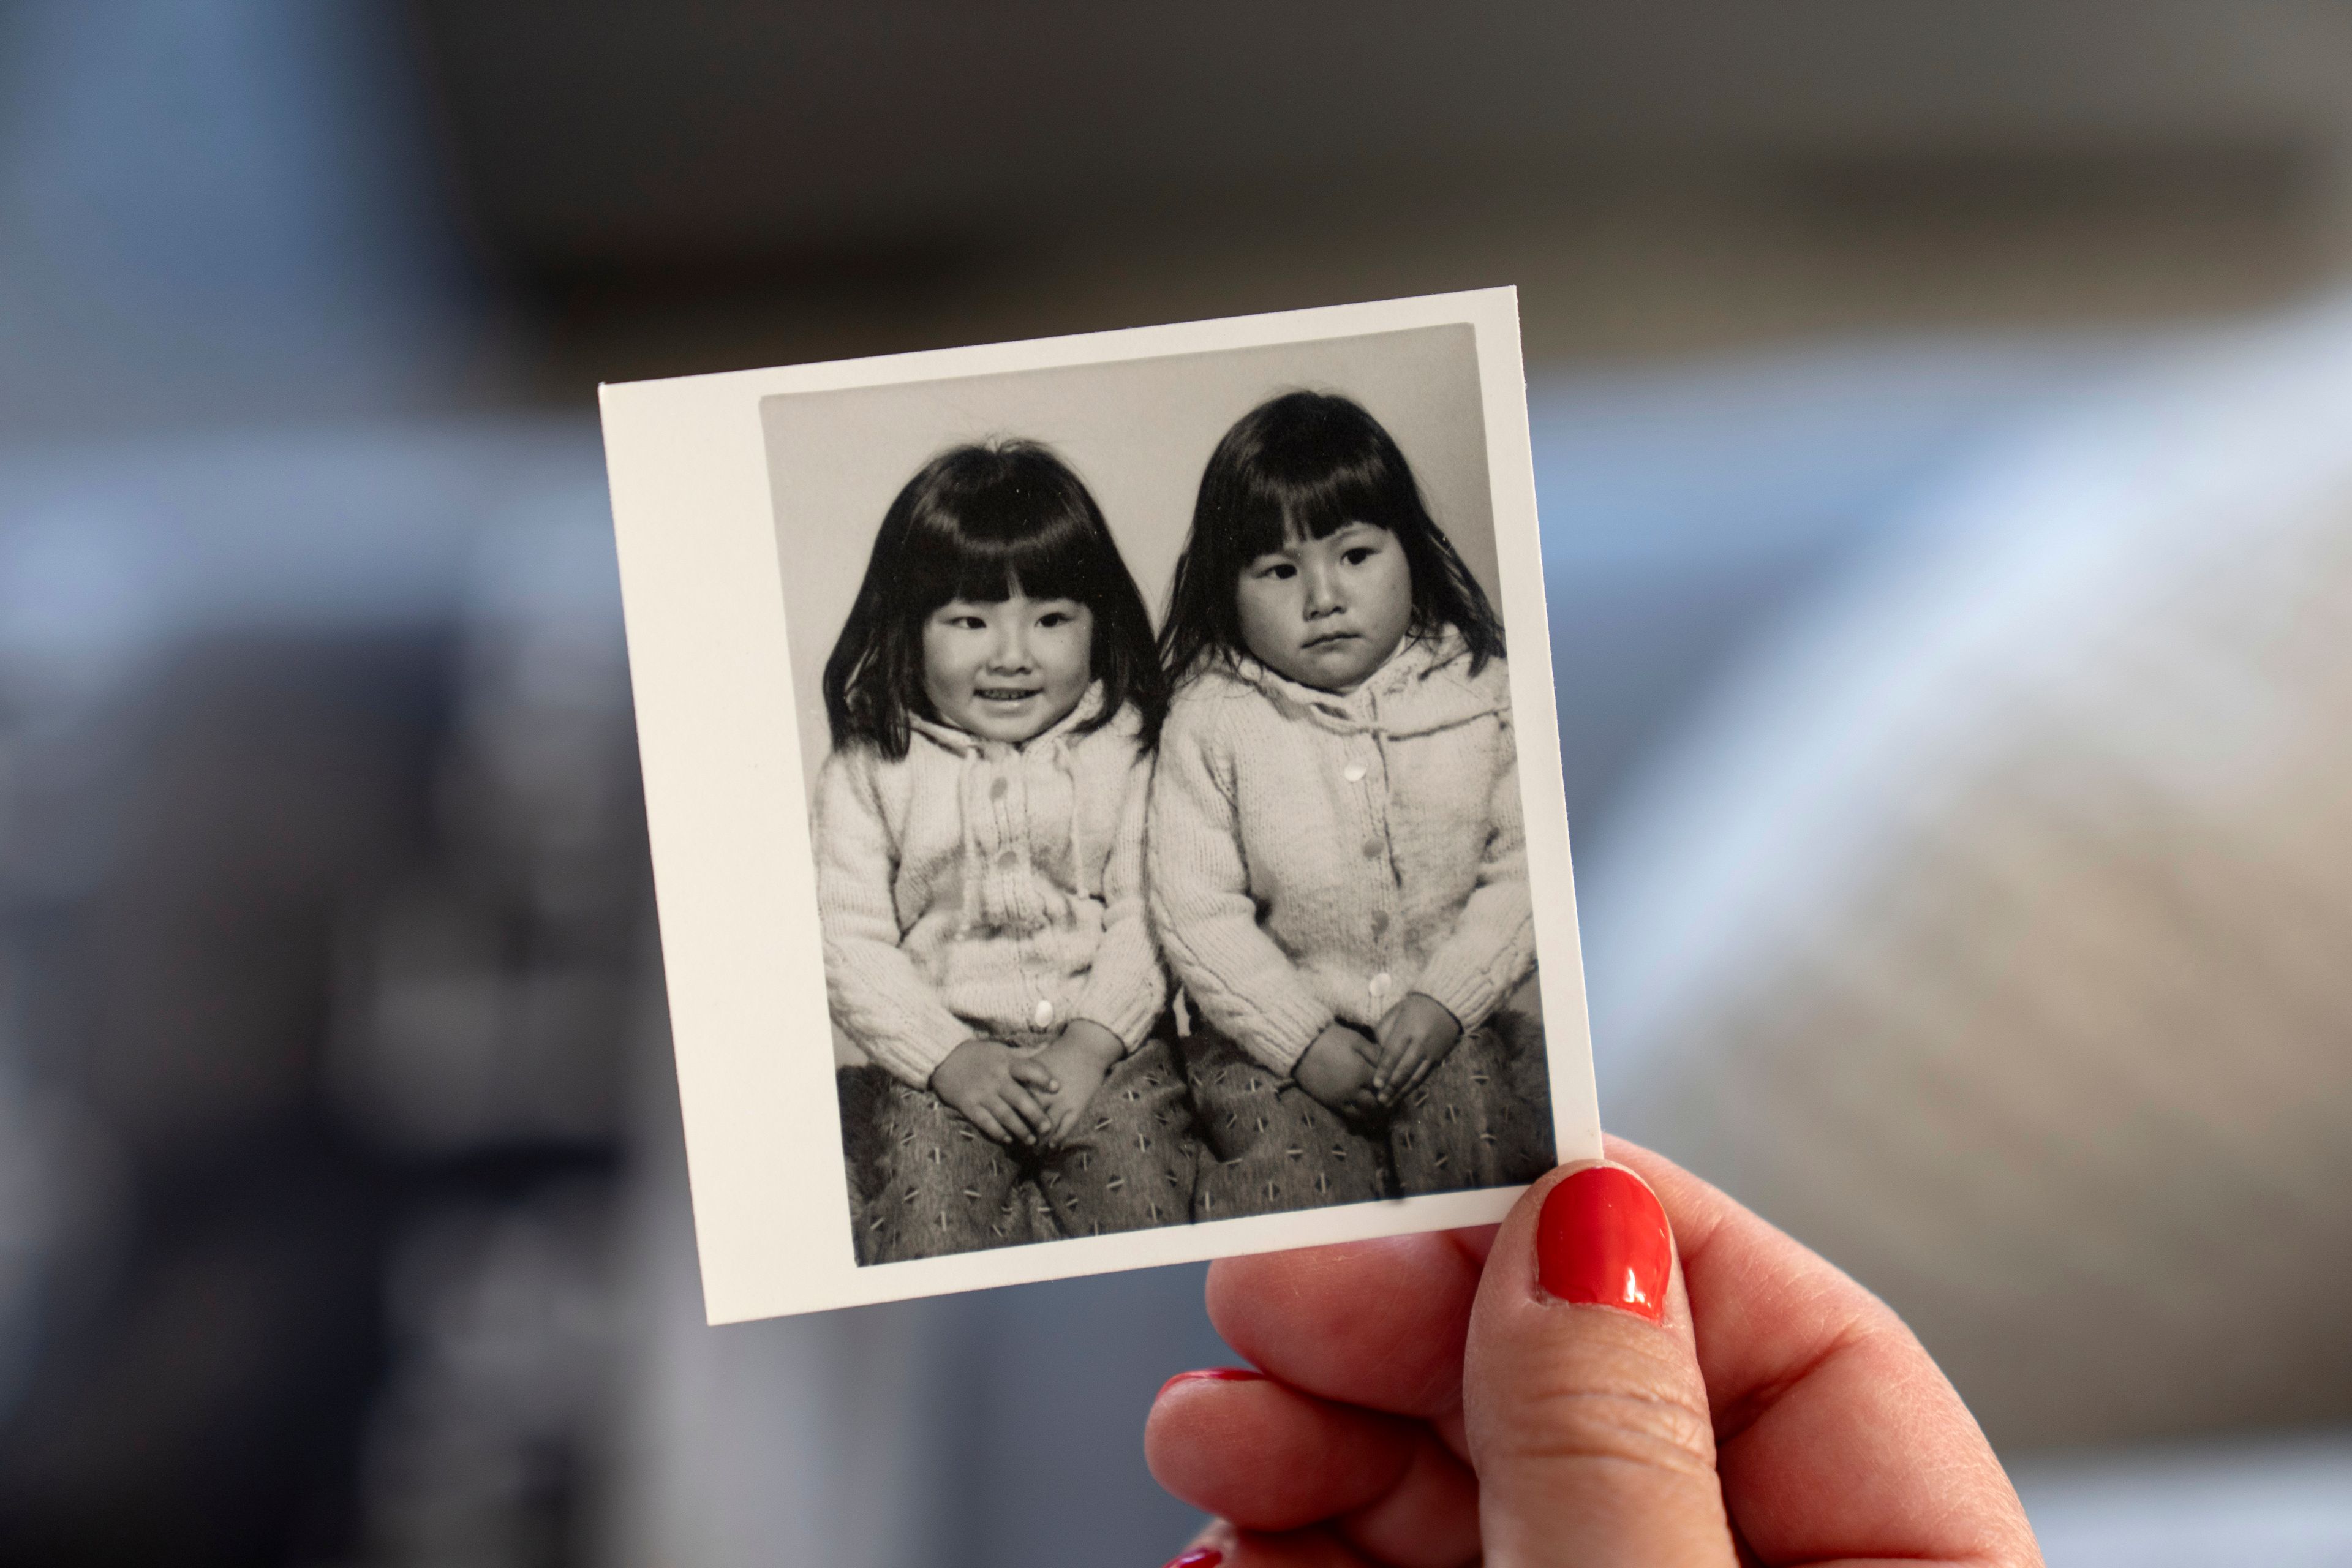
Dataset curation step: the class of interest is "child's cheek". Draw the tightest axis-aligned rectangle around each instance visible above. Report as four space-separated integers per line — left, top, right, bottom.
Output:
1233 581 1290 668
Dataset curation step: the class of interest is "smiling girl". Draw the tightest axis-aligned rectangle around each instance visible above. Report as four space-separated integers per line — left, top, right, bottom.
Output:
816 441 1193 1261
1150 391 1553 1219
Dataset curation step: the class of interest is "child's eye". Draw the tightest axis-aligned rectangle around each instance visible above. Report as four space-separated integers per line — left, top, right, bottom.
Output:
1036 611 1071 628
1342 548 1377 566
1254 562 1297 581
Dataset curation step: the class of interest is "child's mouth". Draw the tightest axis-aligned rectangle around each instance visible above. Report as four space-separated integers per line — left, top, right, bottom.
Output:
1302 631 1359 651
974 687 1040 703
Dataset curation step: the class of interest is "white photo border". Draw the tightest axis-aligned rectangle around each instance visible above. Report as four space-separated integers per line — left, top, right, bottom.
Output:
600 288 1601 1324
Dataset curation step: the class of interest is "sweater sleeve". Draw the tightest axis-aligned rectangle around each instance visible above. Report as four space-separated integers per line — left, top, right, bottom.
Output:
1148 696 1335 1073
812 748 974 1088
1412 712 1538 1033
1069 744 1167 1049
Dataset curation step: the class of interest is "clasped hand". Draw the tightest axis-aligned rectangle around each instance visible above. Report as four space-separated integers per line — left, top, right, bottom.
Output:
930 1020 1125 1148
1294 994 1463 1124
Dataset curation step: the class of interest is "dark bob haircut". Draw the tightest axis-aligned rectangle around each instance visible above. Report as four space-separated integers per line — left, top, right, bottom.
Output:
1158 390 1505 685
823 440 1164 757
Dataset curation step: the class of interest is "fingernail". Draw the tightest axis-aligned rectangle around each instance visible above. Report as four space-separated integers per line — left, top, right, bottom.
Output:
1156 1366 1263 1401
1536 1165 1670 1324
1163 1549 1223 1567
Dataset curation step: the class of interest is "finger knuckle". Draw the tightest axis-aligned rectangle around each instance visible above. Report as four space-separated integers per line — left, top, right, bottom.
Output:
1491 1358 1716 1481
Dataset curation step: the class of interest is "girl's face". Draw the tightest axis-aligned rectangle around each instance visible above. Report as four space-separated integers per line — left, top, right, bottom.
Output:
1234 522 1412 693
922 592 1095 744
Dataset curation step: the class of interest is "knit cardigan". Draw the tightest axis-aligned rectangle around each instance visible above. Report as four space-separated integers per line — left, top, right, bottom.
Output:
1148 628 1535 1074
813 688 1165 1088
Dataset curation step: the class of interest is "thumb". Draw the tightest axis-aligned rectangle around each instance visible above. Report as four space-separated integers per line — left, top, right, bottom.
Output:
1464 1162 1735 1567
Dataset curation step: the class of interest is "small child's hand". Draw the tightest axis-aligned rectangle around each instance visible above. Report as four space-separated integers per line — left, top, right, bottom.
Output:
1032 1019 1125 1145
1371 992 1463 1106
930 1039 1058 1147
1294 1023 1383 1124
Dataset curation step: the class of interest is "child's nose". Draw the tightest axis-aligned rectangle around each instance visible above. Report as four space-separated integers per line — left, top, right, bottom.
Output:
1303 561 1343 615
989 625 1031 669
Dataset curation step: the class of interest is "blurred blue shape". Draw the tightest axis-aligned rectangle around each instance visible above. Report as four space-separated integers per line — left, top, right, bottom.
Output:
0 0 493 434
2018 1430 2352 1568
1529 337 2137 829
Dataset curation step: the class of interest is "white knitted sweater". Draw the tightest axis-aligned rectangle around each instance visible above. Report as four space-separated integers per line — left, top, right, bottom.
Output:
813 687 1164 1088
1148 629 1534 1074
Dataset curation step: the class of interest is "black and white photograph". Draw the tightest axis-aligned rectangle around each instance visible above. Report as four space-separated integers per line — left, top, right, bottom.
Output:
603 290 1597 1318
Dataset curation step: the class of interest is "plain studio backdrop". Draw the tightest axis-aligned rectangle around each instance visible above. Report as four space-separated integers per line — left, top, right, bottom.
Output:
760 322 1502 803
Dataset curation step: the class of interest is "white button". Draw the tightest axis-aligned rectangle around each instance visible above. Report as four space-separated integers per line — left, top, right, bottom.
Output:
1343 763 1366 783
1368 971 1392 998
1032 999 1055 1028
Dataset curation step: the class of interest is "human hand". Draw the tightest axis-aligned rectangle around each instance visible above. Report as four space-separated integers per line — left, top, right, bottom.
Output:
1145 1136 2041 1567
1292 1025 1384 1125
1033 1019 1125 1144
1369 993 1461 1105
928 1038 1056 1147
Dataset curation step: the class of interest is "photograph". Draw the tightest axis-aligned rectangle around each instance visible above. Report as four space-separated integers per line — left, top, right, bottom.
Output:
602 289 1598 1319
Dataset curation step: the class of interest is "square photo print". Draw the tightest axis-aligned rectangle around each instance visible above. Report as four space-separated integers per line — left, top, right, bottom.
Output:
600 289 1599 1321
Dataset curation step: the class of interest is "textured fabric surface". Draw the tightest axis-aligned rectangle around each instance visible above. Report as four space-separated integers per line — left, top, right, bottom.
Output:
814 688 1164 1087
840 1037 1197 1264
1182 998 1553 1221
1149 628 1534 1073
1588 307 2352 1447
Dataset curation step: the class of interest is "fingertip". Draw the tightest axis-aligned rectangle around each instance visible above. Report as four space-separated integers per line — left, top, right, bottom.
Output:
1157 1365 1266 1403
1533 1164 1672 1324
1159 1539 1229 1568
1145 1372 1417 1530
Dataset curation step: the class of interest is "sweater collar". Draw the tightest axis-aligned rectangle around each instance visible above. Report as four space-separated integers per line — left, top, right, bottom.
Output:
1226 627 1501 737
907 681 1109 758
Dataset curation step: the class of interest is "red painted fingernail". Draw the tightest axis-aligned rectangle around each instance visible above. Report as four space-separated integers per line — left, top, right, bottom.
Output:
1163 1549 1223 1567
1536 1165 1671 1324
1156 1366 1263 1400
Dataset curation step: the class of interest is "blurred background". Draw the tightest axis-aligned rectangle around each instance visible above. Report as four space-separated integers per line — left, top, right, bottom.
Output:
3 2 2351 1563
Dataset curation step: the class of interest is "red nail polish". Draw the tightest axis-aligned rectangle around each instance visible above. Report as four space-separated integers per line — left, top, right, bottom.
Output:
1156 1366 1263 1401
1536 1166 1670 1324
1164 1549 1223 1568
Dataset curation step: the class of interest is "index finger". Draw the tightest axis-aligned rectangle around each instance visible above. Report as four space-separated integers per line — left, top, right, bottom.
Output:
1208 1227 1492 1419
998 1083 1052 1139
1009 1057 1060 1093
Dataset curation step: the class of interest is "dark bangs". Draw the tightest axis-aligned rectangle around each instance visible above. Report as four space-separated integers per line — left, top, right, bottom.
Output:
824 440 1164 757
1217 413 1422 564
897 451 1103 614
1160 390 1506 685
